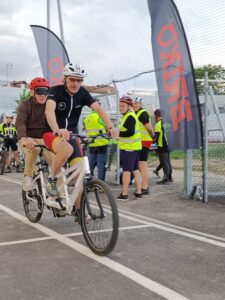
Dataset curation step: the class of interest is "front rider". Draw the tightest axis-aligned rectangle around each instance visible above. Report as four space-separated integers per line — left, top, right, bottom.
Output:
43 62 118 198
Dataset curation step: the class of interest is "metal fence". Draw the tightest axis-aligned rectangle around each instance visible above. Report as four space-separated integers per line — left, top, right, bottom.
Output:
187 75 225 203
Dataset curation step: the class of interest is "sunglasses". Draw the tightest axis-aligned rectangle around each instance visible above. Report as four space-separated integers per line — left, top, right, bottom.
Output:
68 78 83 83
35 87 49 95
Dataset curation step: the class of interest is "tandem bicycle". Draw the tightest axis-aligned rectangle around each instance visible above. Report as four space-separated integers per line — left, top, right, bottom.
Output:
21 133 119 256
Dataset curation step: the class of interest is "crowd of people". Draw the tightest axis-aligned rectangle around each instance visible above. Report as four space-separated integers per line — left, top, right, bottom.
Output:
0 62 173 203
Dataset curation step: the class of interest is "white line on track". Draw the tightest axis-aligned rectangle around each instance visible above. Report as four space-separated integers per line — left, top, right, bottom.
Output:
0 224 153 247
118 211 225 248
1 176 225 247
0 175 21 184
0 204 189 300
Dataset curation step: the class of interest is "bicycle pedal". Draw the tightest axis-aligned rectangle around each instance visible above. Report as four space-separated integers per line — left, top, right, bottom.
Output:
45 198 61 210
56 198 66 210
55 211 67 218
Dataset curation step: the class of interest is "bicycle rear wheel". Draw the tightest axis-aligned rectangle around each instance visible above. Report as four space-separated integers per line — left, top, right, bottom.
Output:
22 176 44 223
80 178 119 256
0 150 6 175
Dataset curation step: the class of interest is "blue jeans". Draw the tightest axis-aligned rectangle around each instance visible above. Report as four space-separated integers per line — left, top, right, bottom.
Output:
88 146 107 181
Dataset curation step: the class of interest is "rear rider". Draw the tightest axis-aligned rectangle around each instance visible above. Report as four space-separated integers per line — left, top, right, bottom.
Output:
16 77 53 191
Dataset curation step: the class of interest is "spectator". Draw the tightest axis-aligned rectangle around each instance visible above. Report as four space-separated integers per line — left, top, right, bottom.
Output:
153 109 173 184
133 96 154 195
117 96 142 201
0 114 23 173
83 98 108 181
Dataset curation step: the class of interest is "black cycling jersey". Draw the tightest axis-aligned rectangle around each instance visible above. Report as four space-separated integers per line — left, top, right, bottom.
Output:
45 85 96 133
136 109 150 125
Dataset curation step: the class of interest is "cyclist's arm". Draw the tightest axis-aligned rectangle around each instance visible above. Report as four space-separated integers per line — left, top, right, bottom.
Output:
16 102 28 140
144 123 154 138
91 102 119 138
45 100 70 140
139 111 154 137
45 100 60 133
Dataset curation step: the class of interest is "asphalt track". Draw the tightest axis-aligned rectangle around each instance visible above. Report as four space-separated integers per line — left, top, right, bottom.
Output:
1 170 225 300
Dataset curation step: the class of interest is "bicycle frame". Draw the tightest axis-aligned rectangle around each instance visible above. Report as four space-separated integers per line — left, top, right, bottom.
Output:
34 153 91 215
22 133 119 255
30 132 111 214
57 155 91 213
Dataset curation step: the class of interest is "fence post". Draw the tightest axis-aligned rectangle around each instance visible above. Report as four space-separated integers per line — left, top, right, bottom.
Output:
203 72 209 203
112 81 120 185
184 149 192 198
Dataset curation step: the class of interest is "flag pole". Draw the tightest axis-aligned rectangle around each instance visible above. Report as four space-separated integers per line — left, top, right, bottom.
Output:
47 0 50 29
57 0 65 45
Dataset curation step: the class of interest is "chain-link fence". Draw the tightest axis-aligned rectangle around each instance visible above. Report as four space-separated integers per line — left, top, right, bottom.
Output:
72 0 225 198
187 75 225 203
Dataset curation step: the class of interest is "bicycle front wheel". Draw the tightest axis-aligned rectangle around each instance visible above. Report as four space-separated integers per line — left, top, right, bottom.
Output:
22 176 44 223
80 178 119 256
0 150 6 175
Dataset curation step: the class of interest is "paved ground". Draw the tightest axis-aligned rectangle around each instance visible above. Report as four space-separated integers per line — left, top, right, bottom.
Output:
1 168 225 300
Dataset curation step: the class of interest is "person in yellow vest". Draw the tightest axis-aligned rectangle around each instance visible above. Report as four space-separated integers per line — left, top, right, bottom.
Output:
153 109 173 184
83 98 109 181
0 114 23 173
117 95 142 201
133 97 154 195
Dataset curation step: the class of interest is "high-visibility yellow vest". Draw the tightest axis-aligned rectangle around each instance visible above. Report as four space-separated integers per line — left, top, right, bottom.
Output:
109 138 117 145
83 111 108 147
0 123 17 138
136 109 153 142
154 119 167 147
118 111 141 150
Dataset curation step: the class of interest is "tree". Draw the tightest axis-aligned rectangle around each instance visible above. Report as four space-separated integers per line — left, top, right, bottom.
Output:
194 64 225 94
14 89 30 112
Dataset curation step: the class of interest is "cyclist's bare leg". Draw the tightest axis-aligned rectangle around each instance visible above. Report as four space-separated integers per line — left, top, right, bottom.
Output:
75 183 83 209
69 158 83 209
13 150 20 165
5 151 10 167
133 169 142 194
138 161 149 189
121 171 131 195
42 148 64 197
50 139 73 177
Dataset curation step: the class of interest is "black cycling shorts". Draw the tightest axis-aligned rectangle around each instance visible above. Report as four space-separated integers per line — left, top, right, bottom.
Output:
5 138 18 152
139 147 149 162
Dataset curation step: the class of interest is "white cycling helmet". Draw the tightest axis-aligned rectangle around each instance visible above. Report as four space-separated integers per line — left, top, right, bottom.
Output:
133 96 143 103
6 114 14 118
63 63 86 78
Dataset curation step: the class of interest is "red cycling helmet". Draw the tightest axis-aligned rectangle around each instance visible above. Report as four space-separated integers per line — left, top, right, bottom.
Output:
119 95 133 106
30 77 50 90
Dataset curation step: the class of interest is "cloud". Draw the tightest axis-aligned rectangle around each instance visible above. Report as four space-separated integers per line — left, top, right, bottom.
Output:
0 0 225 91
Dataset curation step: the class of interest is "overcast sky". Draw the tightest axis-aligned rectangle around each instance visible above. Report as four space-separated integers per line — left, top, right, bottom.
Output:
1 0 225 90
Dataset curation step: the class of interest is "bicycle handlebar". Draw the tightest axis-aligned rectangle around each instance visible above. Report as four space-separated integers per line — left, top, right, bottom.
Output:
34 145 48 149
71 131 111 145
0 134 11 139
23 131 112 150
